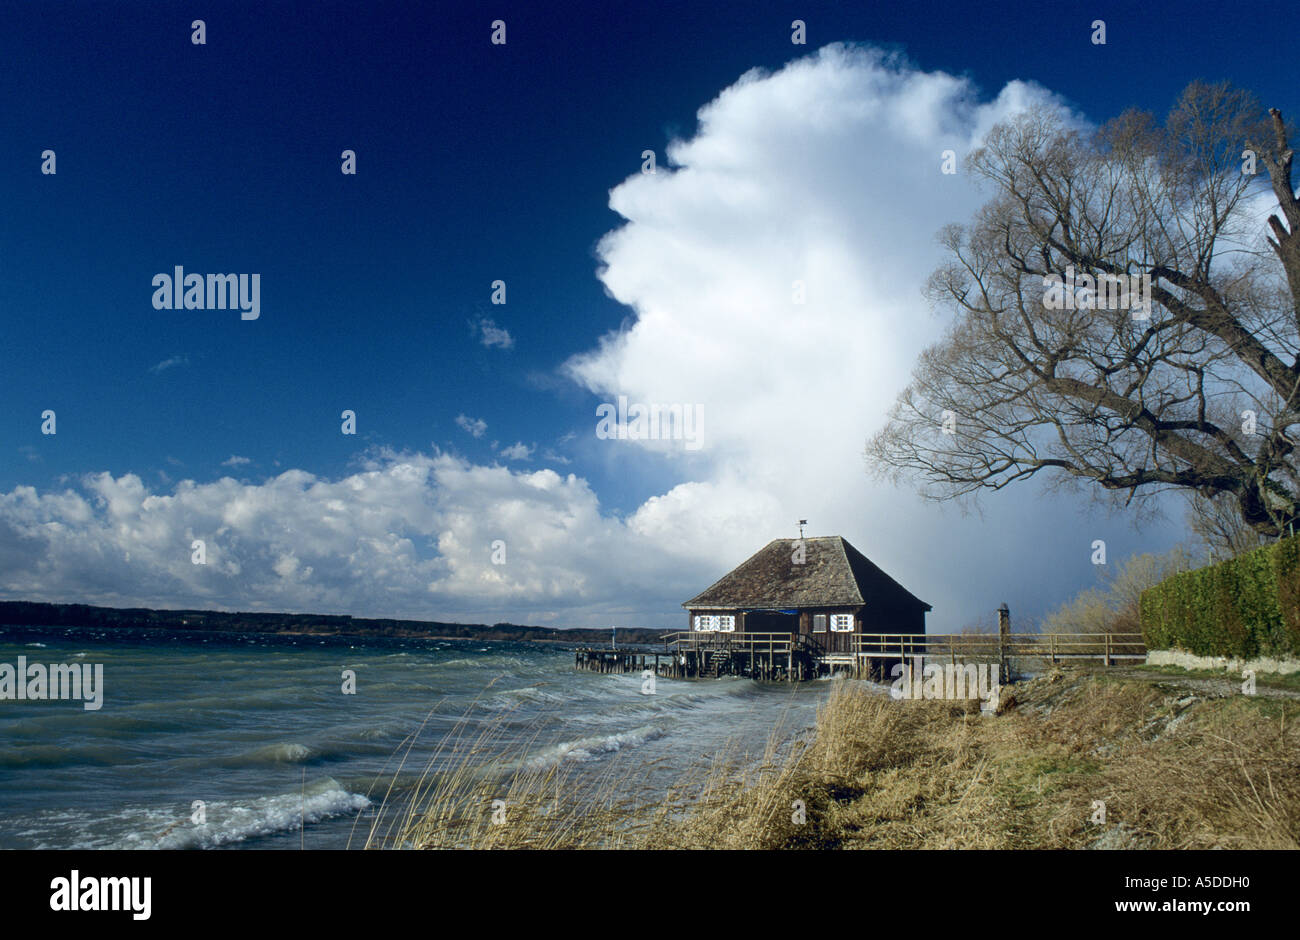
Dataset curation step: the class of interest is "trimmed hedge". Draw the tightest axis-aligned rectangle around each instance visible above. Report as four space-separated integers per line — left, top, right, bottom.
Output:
1140 534 1300 659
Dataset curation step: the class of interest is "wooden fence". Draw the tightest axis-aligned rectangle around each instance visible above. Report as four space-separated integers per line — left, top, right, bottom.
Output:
852 632 1146 664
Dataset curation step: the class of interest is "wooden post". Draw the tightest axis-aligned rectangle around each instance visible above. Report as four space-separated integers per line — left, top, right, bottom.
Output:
997 603 1010 684
1104 633 1112 667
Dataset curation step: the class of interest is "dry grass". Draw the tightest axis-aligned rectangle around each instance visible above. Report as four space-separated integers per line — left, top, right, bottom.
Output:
647 671 1300 849
358 697 659 849
359 682 795 848
372 670 1300 849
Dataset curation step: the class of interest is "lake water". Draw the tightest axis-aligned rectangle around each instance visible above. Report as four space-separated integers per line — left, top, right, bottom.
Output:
0 624 832 849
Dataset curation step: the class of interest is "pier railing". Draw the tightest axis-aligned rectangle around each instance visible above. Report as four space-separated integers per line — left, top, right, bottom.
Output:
660 631 1144 660
853 632 1146 663
660 631 806 654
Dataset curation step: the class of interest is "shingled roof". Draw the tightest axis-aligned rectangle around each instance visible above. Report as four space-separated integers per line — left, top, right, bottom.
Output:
682 536 930 611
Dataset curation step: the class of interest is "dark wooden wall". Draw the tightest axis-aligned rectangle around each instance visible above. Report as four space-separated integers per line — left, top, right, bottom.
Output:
687 598 928 652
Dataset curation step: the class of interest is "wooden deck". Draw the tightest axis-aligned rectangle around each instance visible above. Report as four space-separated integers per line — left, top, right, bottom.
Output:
574 631 1146 681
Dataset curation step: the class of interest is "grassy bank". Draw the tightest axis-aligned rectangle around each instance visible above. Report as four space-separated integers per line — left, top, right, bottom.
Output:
379 670 1300 849
650 671 1300 849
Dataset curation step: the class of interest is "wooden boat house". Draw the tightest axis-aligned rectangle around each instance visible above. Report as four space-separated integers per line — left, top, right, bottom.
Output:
638 536 929 678
685 535 929 647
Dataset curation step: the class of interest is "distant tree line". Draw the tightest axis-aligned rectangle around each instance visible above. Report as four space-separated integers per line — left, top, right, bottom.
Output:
0 601 666 646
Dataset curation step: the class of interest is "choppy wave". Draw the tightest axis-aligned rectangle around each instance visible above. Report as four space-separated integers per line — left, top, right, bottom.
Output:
479 684 572 711
523 724 670 770
221 741 321 767
1 712 191 737
78 779 374 849
11 779 370 850
430 655 529 673
0 742 140 769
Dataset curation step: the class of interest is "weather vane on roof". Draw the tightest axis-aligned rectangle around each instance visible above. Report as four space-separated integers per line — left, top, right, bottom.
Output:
798 519 807 539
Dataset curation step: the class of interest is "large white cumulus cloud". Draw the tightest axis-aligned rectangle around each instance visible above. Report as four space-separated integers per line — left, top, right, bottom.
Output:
570 46 1070 494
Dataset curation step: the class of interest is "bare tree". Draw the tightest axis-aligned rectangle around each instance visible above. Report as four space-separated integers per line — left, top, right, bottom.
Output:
1184 490 1270 558
868 82 1300 538
1040 547 1193 636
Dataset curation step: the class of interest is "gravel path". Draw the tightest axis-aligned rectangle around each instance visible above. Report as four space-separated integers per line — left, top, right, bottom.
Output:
1070 663 1300 700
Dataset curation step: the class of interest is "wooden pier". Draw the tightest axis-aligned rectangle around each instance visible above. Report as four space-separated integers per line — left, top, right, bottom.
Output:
575 632 819 680
574 631 1146 682
573 648 670 675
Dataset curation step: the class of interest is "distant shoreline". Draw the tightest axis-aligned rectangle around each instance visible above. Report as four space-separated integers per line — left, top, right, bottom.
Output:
0 600 668 647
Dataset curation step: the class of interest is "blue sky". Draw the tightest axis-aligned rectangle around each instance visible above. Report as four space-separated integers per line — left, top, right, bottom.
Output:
0 1 1295 628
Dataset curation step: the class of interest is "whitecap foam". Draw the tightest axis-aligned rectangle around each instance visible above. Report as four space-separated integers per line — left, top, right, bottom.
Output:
113 778 369 849
222 741 318 767
523 724 669 770
479 685 570 711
